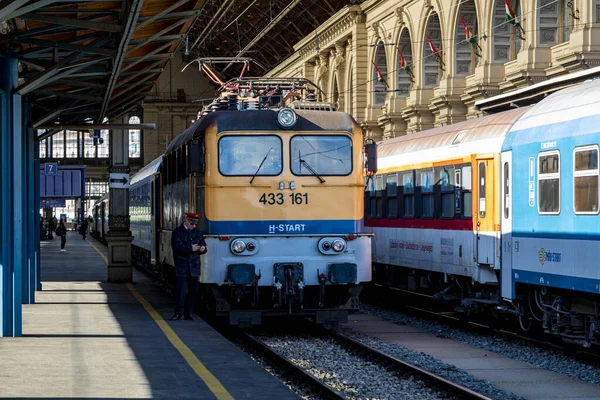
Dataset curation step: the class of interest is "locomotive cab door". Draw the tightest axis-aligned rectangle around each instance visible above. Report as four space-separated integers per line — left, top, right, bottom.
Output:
475 157 495 265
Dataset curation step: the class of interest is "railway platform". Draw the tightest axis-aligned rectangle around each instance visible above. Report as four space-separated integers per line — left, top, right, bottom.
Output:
0 232 299 399
343 313 600 400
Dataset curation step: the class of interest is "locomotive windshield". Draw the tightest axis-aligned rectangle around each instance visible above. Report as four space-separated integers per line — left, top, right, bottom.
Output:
219 135 283 176
290 135 352 176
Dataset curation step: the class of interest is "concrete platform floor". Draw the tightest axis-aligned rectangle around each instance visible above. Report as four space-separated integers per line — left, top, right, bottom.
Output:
343 313 600 400
0 232 299 399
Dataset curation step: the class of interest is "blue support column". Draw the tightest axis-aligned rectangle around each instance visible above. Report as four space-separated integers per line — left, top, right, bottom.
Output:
23 102 36 304
0 55 23 337
34 133 41 292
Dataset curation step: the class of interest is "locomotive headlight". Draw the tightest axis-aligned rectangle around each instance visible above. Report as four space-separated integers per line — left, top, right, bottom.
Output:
332 239 346 252
231 240 246 254
277 108 297 129
322 241 331 251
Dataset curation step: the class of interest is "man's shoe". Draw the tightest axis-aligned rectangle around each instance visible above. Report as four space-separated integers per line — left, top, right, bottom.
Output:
184 315 194 321
169 314 182 321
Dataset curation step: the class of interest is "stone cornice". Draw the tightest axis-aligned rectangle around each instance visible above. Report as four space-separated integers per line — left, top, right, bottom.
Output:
295 6 363 61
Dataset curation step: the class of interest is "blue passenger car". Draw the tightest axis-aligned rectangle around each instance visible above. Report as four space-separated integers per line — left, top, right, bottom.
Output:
501 79 600 344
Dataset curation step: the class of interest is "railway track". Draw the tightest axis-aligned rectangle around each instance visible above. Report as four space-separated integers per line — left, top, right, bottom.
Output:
238 323 493 400
368 283 600 366
240 331 349 400
326 329 493 400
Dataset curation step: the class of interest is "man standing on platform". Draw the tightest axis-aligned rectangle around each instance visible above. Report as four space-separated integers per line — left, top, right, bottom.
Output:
169 212 207 321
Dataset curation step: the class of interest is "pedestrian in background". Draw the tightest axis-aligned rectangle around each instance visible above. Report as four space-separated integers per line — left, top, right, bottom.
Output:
57 219 67 252
169 212 207 321
79 217 89 240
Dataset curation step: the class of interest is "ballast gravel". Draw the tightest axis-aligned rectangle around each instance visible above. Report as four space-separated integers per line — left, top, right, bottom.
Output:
258 333 447 400
359 304 600 386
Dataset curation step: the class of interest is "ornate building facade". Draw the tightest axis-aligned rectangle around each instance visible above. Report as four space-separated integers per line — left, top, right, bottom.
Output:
267 0 600 141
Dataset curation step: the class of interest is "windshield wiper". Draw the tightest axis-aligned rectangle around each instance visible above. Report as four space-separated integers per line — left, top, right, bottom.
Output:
299 155 325 183
249 147 272 184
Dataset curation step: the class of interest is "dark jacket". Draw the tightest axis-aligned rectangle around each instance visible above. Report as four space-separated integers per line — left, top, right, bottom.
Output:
171 224 207 277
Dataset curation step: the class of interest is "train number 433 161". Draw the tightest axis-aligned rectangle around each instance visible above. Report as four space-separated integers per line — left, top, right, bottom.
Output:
259 192 309 205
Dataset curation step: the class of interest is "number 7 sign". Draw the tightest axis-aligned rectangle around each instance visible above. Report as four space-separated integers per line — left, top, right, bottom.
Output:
44 162 58 176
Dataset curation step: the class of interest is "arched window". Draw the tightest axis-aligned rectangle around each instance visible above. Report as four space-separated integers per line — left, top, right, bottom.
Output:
397 28 413 96
455 0 479 75
423 12 442 87
492 0 522 62
129 115 141 158
372 42 388 105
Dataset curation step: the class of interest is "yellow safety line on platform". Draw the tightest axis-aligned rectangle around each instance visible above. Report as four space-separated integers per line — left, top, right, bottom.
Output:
87 240 234 400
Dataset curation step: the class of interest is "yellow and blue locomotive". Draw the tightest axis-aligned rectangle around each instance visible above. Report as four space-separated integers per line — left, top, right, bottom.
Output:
130 77 373 326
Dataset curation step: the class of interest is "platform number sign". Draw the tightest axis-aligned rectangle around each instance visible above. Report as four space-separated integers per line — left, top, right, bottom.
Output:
44 162 58 176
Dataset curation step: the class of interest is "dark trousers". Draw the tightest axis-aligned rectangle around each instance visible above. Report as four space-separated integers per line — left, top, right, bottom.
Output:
60 235 66 249
175 274 199 317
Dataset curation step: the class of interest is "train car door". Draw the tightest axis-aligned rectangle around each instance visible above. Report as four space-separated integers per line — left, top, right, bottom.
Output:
500 151 513 299
475 157 495 265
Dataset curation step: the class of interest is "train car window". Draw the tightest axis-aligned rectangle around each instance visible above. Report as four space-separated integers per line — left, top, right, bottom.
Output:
386 173 398 218
290 135 352 176
218 135 283 176
538 151 560 214
462 165 472 218
574 146 599 214
403 172 414 217
439 166 455 218
375 175 384 218
504 162 510 219
478 162 486 218
419 169 434 218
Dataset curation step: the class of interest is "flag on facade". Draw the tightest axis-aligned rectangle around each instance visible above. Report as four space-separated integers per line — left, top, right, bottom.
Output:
460 17 482 56
396 47 414 81
504 0 526 39
425 34 445 70
371 60 389 88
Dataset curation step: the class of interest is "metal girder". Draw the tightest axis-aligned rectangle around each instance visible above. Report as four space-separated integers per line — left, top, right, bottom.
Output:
12 37 117 57
10 22 77 38
53 79 106 89
2 0 121 21
109 88 148 112
127 17 191 55
16 51 83 95
136 0 190 30
137 9 199 26
115 59 164 88
18 54 110 95
20 13 124 33
114 76 155 96
128 33 184 45
36 89 102 102
121 39 177 73
98 0 144 122
0 0 28 22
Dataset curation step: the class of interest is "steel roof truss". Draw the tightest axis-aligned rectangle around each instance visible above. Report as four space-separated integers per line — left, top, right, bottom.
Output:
115 59 164 88
136 0 190 30
19 12 124 33
13 37 117 57
121 40 177 72
127 16 192 55
36 89 102 102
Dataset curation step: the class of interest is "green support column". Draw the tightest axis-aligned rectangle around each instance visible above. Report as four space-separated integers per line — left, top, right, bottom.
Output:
0 55 23 336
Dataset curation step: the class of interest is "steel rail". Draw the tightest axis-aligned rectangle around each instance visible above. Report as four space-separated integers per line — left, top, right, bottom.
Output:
241 332 348 400
329 329 493 400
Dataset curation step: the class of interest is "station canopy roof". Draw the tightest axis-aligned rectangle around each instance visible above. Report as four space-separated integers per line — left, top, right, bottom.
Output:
186 0 364 80
0 0 363 131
